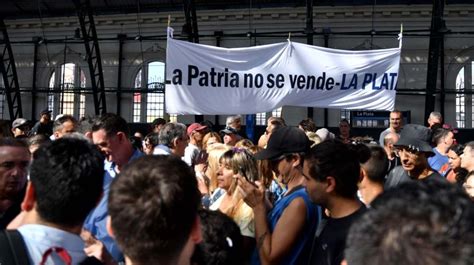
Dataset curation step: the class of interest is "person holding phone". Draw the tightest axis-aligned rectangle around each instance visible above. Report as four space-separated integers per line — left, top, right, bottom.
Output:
238 127 320 265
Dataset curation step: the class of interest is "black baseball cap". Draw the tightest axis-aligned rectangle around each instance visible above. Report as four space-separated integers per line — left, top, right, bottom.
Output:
220 127 238 135
255 127 311 160
394 124 434 155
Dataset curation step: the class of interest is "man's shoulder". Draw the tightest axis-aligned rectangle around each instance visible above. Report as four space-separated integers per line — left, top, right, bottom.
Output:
426 170 447 182
385 166 409 189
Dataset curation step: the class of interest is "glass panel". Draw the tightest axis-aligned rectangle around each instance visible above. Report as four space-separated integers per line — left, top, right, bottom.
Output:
79 70 86 118
60 63 75 116
169 114 177 123
256 112 266 126
471 62 474 127
133 69 142 122
456 67 465 128
341 109 351 121
147 61 166 121
48 72 55 115
272 107 282 118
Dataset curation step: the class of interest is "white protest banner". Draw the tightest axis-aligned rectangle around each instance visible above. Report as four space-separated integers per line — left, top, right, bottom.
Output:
166 32 401 115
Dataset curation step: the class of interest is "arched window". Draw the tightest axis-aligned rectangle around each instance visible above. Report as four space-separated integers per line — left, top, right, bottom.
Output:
48 63 86 118
454 61 474 129
133 61 166 122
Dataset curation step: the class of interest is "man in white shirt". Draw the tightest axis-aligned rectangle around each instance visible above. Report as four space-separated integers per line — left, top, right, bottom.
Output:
17 137 104 264
183 123 207 167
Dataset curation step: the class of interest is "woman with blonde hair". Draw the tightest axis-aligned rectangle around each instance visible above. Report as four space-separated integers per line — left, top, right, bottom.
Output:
210 147 257 259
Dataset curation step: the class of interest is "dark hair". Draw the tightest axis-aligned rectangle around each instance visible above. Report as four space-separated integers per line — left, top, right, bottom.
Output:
340 118 350 126
92 113 130 137
191 209 243 265
268 116 286 127
361 145 388 183
390 109 402 116
456 169 471 188
0 137 29 149
349 143 371 164
108 155 201 265
53 114 77 132
129 136 143 152
346 179 474 265
30 138 104 227
144 132 160 147
449 143 465 156
152 118 167 127
299 118 317 132
432 128 452 145
200 120 215 132
304 140 360 198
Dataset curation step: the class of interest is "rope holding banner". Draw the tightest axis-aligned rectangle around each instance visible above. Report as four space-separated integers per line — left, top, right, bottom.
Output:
398 23 403 48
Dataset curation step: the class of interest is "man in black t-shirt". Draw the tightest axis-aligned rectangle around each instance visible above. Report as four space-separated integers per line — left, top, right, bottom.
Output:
303 141 366 265
385 124 445 189
30 109 53 137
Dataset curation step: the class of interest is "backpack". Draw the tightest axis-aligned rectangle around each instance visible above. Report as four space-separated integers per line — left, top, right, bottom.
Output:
0 230 30 265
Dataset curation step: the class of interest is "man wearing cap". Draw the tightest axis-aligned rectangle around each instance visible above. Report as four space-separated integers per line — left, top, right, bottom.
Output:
238 127 319 265
220 126 240 146
385 124 445 189
183 123 207 167
11 118 30 138
30 109 53 137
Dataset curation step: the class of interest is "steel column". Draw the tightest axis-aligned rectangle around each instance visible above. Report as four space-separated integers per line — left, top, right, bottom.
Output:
31 38 39 120
73 0 107 115
424 0 444 123
0 18 23 119
306 0 314 120
183 0 202 122
323 28 331 128
116 34 126 115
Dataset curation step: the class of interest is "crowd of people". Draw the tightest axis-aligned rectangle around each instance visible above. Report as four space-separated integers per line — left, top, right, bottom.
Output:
0 110 473 265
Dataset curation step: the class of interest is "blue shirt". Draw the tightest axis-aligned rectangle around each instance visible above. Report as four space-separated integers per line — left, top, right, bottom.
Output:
428 148 449 174
83 149 143 262
251 186 320 265
18 224 87 265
